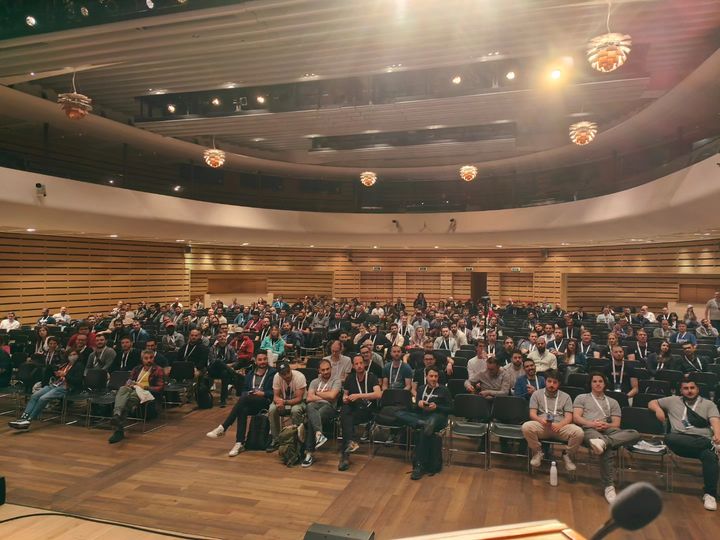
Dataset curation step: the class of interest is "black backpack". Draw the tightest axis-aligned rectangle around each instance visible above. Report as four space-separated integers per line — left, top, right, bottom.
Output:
194 377 214 409
245 413 271 450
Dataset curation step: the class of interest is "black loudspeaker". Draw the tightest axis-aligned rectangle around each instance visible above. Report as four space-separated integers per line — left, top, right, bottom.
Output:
304 523 374 540
0 475 5 504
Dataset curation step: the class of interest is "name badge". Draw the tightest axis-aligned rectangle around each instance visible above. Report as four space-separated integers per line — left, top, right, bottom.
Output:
546 413 555 422
614 383 622 392
605 416 612 423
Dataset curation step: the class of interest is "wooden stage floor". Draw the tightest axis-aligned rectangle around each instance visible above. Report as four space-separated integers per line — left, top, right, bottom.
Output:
0 404 717 540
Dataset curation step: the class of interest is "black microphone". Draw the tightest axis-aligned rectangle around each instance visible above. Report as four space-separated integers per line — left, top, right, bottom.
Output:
590 482 663 540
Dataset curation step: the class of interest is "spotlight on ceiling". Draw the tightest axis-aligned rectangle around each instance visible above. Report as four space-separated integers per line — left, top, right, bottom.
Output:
167 104 176 113
451 75 462 85
550 69 562 80
25 15 37 27
80 6 90 17
256 96 266 104
211 97 221 106
26 228 36 232
505 71 516 80
172 185 183 192
146 0 155 9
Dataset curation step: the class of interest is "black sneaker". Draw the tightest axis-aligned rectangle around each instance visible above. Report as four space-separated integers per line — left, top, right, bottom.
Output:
110 414 122 430
8 419 30 430
108 430 125 444
265 439 279 453
338 455 350 471
410 466 424 481
220 401 227 408
301 454 314 468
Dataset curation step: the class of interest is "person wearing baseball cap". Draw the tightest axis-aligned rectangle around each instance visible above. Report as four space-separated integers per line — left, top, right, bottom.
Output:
162 321 185 353
266 360 307 452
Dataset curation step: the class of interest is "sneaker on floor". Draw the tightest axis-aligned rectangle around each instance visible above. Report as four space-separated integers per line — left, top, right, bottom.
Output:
206 425 225 438
703 494 717 511
220 401 227 408
110 414 122 430
589 438 606 455
604 486 617 504
301 453 314 468
338 455 350 471
8 419 30 430
315 432 328 449
108 430 125 444
298 423 306 443
228 442 245 457
265 439 279 453
410 466 424 481
562 452 577 472
346 440 360 454
530 450 544 468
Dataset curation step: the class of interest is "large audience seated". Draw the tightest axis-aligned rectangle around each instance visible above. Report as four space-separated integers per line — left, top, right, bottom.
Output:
1 293 720 509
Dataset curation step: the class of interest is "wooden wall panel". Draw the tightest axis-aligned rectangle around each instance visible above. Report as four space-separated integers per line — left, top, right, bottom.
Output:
2 233 719 320
452 272 471 299
359 272 393 302
499 273 534 302
566 275 680 312
0 233 188 321
191 271 333 302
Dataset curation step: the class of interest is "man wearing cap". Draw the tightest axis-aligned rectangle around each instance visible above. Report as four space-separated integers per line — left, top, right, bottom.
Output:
266 360 307 452
161 321 185 353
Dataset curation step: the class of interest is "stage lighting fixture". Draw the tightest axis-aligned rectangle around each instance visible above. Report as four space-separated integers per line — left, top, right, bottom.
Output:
80 6 90 17
211 97 221 106
256 96 266 104
451 75 462 84
146 0 155 9
506 71 516 80
550 69 562 80
25 16 37 27
173 185 183 192
167 104 176 113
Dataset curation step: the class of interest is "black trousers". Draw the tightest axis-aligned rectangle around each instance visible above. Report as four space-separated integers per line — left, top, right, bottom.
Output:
665 432 719 497
208 361 241 403
221 395 270 443
340 402 374 451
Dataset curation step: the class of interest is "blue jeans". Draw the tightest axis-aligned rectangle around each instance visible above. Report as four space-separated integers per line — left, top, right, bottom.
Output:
23 385 66 420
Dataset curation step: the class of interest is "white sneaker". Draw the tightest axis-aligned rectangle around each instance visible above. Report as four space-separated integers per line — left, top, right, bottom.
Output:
562 452 577 472
206 425 225 439
530 450 544 468
703 494 717 511
315 432 328 449
228 443 244 457
604 486 617 504
589 438 606 455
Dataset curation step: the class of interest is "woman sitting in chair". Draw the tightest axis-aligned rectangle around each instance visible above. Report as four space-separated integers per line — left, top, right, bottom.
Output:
396 366 452 480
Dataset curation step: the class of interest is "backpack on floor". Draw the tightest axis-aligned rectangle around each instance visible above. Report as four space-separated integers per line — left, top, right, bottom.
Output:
194 377 214 409
245 412 271 451
277 425 301 467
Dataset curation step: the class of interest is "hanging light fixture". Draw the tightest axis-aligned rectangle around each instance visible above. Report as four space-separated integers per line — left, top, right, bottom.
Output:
203 136 226 168
587 2 631 73
569 121 598 146
58 72 93 120
360 171 377 187
459 165 478 182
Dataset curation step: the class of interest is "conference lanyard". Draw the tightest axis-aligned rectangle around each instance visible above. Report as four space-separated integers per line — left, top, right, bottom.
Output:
252 370 267 390
636 344 647 359
389 363 402 384
318 379 332 393
184 345 196 359
678 332 687 342
684 355 702 371
682 399 700 422
612 362 625 385
45 351 54 365
590 394 611 419
121 352 129 368
421 385 437 402
441 339 450 350
356 374 369 395
528 376 540 389
580 342 592 355
543 392 559 417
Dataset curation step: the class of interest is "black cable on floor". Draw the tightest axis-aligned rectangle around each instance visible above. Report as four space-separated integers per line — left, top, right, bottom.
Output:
0 511 222 540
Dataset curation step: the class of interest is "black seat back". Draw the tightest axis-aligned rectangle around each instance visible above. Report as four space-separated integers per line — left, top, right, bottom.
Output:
491 395 529 424
454 393 491 422
620 406 665 434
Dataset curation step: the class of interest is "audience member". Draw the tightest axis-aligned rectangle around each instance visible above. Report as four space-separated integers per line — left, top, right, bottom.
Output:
514 358 545 399
266 361 307 452
301 359 341 467
527 336 557 374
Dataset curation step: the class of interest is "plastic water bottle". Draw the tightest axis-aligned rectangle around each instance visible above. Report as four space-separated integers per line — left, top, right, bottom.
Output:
549 461 558 487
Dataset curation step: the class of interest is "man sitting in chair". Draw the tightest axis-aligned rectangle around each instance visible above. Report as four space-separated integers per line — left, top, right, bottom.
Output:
649 378 720 511
9 350 84 430
108 349 165 444
573 372 641 504
522 369 583 472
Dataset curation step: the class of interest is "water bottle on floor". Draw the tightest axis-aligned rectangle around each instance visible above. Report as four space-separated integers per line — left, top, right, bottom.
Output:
549 461 558 487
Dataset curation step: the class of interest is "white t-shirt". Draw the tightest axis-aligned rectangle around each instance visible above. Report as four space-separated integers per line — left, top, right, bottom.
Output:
272 370 307 400
0 319 20 331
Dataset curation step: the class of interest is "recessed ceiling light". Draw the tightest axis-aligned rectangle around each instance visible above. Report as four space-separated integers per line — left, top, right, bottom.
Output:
224 82 238 88
26 228 36 232
550 69 562 80
703 232 711 236
251 137 265 142
506 71 516 80
176 239 185 242
211 97 221 106
25 16 37 27
30 72 36 77
80 6 89 17
560 242 569 246
241 242 249 246
451 75 462 85
495 244 503 248
167 104 176 113
363 130 380 134
434 246 439 249
109 234 118 238
373 245 378 249
256 96 266 104
146 0 155 9
309 245 315 248
108 179 115 184
426 125 445 130
172 185 182 192
304 134 322 138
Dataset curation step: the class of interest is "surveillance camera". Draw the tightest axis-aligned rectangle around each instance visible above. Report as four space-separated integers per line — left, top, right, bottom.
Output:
35 183 47 197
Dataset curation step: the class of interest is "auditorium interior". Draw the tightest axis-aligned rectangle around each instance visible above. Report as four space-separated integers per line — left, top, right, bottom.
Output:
1 1 720 539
